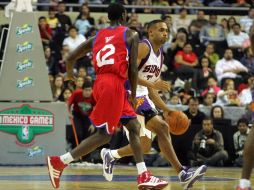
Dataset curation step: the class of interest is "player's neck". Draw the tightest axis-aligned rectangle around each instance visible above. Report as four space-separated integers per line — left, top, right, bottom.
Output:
110 21 122 27
149 40 161 54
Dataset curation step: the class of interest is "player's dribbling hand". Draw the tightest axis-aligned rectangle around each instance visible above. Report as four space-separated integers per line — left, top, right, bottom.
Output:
153 80 171 92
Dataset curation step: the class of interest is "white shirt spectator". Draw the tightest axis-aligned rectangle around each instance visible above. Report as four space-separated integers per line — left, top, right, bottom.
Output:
227 31 249 47
215 58 248 82
240 16 253 33
63 34 86 52
239 88 252 105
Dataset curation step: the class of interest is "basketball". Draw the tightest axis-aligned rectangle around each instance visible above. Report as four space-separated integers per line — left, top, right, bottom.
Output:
165 111 190 135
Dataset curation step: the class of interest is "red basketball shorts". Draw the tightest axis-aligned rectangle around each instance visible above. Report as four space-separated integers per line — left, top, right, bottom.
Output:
90 74 136 134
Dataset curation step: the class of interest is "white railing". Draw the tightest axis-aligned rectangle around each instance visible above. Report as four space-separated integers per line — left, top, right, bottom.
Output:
0 2 250 12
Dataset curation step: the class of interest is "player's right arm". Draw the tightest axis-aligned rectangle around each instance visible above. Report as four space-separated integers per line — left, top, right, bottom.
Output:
126 29 139 107
137 42 170 92
66 36 95 79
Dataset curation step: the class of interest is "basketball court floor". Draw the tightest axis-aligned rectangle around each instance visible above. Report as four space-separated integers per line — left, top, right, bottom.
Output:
0 165 251 190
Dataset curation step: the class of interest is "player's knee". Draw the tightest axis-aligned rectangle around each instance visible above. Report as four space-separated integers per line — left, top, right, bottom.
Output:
126 119 141 136
156 121 169 135
94 129 111 144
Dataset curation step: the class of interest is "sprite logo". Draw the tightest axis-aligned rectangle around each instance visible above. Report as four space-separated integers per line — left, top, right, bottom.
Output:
16 24 33 36
17 77 34 89
16 59 33 72
27 146 44 158
16 42 33 53
0 105 54 144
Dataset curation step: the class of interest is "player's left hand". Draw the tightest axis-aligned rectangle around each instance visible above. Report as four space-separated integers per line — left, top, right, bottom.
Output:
153 80 171 92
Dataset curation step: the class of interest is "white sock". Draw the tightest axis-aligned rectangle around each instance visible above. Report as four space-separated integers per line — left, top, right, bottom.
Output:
136 162 147 175
239 179 251 188
60 152 74 165
111 150 122 159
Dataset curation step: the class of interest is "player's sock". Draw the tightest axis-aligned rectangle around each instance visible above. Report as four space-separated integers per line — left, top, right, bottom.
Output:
239 179 251 188
136 162 147 175
111 150 122 159
60 152 74 165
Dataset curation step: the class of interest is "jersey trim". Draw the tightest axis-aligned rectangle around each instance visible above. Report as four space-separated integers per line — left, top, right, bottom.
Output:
138 39 151 71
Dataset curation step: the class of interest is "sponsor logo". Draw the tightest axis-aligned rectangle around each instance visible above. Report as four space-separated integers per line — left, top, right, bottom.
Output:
16 42 33 53
0 105 54 145
16 24 33 36
16 59 33 72
27 146 44 158
105 35 115 43
16 77 34 89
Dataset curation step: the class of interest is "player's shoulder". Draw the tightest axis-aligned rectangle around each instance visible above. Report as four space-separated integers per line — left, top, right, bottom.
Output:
138 39 150 55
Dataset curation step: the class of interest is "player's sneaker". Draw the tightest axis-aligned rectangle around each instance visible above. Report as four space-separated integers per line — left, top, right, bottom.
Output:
236 186 252 190
137 171 168 190
179 165 207 189
46 156 67 189
100 148 117 181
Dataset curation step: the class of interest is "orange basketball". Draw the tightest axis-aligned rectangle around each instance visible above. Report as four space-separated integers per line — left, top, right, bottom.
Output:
166 111 190 135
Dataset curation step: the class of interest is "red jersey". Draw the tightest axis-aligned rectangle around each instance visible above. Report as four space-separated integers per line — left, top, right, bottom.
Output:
92 26 129 80
68 89 95 116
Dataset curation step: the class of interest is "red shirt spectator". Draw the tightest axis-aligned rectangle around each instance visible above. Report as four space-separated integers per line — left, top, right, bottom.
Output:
38 16 53 45
174 43 198 69
68 88 95 117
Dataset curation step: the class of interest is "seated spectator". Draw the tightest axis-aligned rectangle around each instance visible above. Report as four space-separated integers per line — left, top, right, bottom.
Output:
135 0 152 13
38 16 53 46
51 75 64 101
63 26 86 52
239 75 254 105
202 43 220 69
201 76 221 97
46 8 59 31
164 29 187 71
175 80 196 105
192 117 228 166
75 3 95 26
227 16 237 33
239 7 254 32
96 16 109 30
77 66 87 78
220 18 229 35
211 105 224 120
215 48 248 84
240 47 254 75
197 57 215 91
233 118 250 167
201 92 215 107
168 93 182 106
216 79 241 106
58 45 70 75
227 23 250 60
184 97 206 125
55 2 72 34
75 76 85 90
58 87 73 103
173 8 191 31
189 10 208 32
174 43 199 89
44 46 58 76
199 15 226 56
75 14 92 36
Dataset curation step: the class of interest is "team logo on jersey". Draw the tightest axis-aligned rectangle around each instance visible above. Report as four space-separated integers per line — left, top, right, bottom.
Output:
105 35 115 43
0 105 54 145
16 24 33 36
142 65 161 77
16 59 34 72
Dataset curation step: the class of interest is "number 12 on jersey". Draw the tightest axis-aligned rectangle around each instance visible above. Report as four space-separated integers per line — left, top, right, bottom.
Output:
96 44 115 67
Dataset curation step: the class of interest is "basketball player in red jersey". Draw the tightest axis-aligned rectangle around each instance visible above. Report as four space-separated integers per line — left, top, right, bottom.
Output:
101 20 207 190
46 3 168 190
236 26 254 190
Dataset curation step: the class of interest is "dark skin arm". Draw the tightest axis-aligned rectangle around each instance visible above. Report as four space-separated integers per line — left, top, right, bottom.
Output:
126 29 139 107
66 37 95 79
